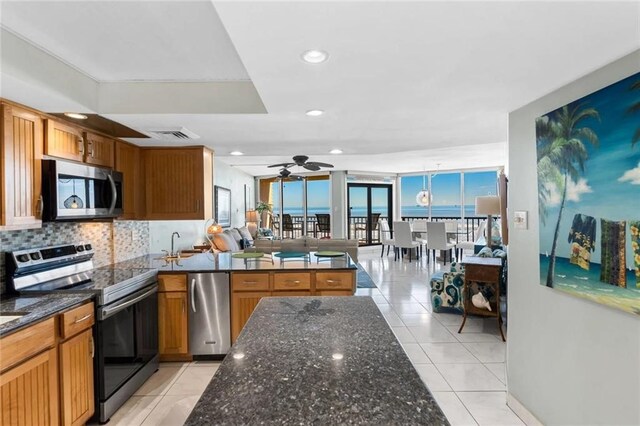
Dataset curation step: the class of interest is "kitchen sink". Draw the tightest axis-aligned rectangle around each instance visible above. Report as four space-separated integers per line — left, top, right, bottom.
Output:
154 252 196 261
0 314 25 325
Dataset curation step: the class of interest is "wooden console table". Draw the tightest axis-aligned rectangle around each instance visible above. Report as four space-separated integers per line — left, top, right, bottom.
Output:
458 256 505 341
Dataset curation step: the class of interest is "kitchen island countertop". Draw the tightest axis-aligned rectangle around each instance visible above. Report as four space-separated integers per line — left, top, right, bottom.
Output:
109 252 358 273
184 296 449 425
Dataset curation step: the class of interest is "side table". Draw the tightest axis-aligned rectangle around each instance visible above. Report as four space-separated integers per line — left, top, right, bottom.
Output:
458 256 505 341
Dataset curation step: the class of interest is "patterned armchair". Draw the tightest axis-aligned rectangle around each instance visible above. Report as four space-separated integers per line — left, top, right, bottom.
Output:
430 262 465 313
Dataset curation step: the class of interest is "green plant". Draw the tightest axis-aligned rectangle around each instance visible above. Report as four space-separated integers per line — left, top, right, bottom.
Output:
256 201 272 215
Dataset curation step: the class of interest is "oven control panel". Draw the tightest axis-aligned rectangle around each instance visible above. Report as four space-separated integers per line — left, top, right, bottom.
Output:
10 242 95 270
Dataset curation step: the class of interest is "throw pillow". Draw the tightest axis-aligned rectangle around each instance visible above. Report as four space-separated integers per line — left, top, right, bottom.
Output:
237 226 253 242
227 228 243 245
477 247 493 258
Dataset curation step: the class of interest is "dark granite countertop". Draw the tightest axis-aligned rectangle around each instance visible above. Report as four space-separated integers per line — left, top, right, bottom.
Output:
185 297 449 426
109 252 358 273
0 293 94 337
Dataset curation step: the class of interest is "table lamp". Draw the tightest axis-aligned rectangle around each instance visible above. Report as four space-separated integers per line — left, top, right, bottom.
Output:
204 219 223 251
475 196 500 247
245 210 259 237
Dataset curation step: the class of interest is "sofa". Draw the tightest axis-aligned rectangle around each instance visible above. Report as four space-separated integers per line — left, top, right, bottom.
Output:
209 227 255 253
429 248 507 313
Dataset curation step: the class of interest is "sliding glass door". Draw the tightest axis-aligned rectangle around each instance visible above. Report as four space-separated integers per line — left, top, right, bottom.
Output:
347 183 392 246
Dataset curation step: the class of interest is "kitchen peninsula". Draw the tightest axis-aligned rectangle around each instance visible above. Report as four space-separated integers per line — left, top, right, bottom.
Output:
185 296 449 425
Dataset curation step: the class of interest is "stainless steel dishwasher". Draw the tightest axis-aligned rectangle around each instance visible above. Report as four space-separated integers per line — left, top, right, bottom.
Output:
188 273 231 356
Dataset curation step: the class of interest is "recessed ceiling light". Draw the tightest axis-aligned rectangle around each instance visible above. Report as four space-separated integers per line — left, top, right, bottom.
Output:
301 49 329 64
64 112 88 120
330 149 343 154
306 110 324 117
230 151 244 156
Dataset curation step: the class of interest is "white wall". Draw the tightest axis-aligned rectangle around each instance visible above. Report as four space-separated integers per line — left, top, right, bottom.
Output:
148 158 255 253
507 50 640 425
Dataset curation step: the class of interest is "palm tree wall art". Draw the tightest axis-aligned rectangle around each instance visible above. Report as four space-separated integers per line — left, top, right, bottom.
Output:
535 71 640 316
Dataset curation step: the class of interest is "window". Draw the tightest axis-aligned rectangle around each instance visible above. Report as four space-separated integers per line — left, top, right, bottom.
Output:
400 175 428 218
430 172 461 218
463 171 498 217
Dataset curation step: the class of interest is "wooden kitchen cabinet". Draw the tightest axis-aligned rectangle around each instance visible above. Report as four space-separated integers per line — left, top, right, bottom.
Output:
83 132 114 168
158 274 190 361
231 291 270 342
59 329 94 426
0 301 95 426
114 141 144 219
0 348 60 426
143 147 213 220
0 103 44 230
44 119 85 163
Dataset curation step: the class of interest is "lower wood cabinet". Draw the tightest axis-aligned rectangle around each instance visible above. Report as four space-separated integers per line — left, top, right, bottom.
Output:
158 274 190 361
59 329 94 426
0 347 59 426
0 301 94 426
231 291 270 342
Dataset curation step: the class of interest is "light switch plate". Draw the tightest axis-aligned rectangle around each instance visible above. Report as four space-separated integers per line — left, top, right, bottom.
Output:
514 210 528 230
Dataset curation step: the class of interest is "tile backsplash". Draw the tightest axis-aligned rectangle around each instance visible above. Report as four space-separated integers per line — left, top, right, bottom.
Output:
0 220 149 295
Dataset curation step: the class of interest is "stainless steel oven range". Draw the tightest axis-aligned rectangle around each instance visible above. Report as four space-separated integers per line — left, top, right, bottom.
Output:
6 243 158 423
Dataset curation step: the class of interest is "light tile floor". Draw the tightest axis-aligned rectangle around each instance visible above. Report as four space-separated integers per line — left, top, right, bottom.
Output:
104 247 525 426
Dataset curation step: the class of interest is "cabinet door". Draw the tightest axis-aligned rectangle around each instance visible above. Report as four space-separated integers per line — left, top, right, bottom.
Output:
114 141 143 219
84 132 114 168
231 291 270 342
59 329 94 426
44 119 84 162
0 348 59 426
158 291 189 357
1 104 44 228
144 148 205 220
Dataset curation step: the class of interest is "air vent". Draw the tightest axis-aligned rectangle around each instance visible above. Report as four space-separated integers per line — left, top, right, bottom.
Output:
144 127 200 141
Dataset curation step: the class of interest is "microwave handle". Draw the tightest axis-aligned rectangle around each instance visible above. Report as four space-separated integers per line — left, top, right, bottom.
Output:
107 173 117 214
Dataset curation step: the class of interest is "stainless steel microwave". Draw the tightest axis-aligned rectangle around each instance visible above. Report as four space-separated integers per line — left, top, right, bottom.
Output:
42 159 123 220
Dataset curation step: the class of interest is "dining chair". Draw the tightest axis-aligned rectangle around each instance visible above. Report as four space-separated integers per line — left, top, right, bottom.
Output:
354 213 381 243
426 222 457 264
411 220 429 258
315 214 331 238
379 219 395 257
393 221 420 262
456 221 486 258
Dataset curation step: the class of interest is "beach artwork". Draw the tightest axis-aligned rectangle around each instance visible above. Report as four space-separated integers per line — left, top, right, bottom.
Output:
536 71 640 316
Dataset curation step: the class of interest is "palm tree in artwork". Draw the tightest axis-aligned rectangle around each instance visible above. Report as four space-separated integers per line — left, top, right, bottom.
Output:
628 80 640 147
537 103 600 287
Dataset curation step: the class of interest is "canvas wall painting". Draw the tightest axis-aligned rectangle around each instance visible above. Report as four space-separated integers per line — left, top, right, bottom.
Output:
536 71 640 316
215 186 231 228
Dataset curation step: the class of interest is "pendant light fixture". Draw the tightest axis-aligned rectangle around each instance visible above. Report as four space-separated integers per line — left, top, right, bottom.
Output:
416 168 431 207
63 179 83 209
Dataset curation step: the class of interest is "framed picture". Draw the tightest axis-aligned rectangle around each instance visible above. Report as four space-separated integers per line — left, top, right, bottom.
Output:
215 186 231 228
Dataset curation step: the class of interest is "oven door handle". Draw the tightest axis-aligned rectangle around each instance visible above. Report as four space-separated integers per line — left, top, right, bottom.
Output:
107 172 117 215
99 286 158 320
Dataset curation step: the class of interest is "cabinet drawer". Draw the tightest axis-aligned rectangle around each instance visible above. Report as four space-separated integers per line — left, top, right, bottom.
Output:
465 265 500 283
0 317 56 372
232 273 270 292
273 273 311 291
316 271 354 291
60 302 95 340
159 274 187 292
316 291 353 296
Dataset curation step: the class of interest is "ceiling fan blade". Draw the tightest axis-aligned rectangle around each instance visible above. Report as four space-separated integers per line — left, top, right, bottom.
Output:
307 161 334 168
268 162 294 168
303 164 321 171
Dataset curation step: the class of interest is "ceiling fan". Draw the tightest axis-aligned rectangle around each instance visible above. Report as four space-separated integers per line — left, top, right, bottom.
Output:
268 155 334 172
276 168 304 180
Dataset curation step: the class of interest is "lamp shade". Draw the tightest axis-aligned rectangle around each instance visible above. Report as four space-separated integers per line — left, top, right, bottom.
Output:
207 223 223 234
475 196 500 215
245 210 259 222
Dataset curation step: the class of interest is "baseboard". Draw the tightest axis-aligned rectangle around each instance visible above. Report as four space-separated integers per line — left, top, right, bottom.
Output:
507 393 544 426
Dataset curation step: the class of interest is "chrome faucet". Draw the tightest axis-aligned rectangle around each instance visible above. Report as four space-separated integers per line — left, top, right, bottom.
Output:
171 232 181 257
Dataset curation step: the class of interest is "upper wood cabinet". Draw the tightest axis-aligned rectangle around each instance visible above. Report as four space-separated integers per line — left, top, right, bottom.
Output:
144 147 213 220
44 119 84 162
83 132 114 168
114 141 143 219
1 103 44 230
44 120 115 168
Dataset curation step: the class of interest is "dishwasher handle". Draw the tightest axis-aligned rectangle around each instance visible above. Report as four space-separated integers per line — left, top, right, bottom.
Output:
191 278 197 313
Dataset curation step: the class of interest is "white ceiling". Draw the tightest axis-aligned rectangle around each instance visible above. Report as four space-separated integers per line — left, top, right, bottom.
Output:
1 1 639 176
0 1 249 81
